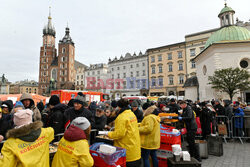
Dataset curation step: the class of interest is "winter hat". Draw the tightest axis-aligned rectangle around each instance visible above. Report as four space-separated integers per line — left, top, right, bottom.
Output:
142 102 151 110
111 100 117 108
89 101 97 111
49 95 60 106
131 100 138 107
170 98 175 103
71 117 90 131
14 101 24 109
215 99 220 103
74 94 86 106
96 104 105 111
14 109 33 127
159 104 166 110
1 104 8 108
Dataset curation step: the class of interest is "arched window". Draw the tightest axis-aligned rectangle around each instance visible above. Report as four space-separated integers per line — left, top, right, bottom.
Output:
51 68 57 80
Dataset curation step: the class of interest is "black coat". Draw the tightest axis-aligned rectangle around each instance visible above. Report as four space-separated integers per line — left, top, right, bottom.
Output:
64 106 95 128
214 104 225 116
168 103 180 114
200 107 212 136
0 114 12 138
93 115 107 130
180 106 197 132
47 103 68 135
133 108 144 123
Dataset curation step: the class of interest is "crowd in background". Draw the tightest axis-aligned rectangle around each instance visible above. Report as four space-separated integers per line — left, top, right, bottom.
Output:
0 92 250 166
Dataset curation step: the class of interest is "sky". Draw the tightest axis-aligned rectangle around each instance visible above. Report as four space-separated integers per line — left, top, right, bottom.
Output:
0 0 249 82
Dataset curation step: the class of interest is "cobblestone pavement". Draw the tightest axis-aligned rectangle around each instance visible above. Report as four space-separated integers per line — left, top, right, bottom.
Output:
201 141 250 167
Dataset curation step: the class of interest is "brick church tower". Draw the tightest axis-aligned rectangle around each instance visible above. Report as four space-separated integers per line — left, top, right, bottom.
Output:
38 9 75 95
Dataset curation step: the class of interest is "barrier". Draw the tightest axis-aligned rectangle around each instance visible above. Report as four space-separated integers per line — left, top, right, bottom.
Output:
231 115 250 144
215 116 231 143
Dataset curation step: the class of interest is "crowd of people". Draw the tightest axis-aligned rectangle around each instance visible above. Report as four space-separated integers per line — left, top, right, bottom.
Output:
0 92 249 167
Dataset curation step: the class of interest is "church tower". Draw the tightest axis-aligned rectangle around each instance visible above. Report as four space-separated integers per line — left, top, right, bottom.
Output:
218 2 235 27
57 26 75 88
38 8 57 95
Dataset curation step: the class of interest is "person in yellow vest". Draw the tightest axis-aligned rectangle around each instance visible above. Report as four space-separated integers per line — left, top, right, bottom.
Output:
139 105 160 167
52 117 94 167
107 99 141 167
0 109 54 167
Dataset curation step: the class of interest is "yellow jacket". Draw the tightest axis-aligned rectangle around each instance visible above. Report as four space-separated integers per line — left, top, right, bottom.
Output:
0 121 54 167
52 125 94 167
108 108 141 162
139 106 160 149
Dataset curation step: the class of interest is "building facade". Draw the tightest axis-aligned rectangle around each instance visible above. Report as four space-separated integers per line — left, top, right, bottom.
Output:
75 61 88 91
147 42 186 97
10 80 38 94
108 52 148 99
84 63 108 93
38 11 76 96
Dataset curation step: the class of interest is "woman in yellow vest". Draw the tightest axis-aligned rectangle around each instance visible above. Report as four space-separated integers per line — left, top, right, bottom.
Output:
52 117 94 167
139 105 160 167
107 99 141 167
0 109 54 167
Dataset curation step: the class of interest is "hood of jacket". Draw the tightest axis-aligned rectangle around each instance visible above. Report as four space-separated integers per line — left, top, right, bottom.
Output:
143 105 157 117
6 121 43 142
64 124 87 141
20 93 35 108
51 103 67 112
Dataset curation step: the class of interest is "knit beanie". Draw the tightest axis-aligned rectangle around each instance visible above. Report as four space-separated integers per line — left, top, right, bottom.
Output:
131 100 138 107
71 117 90 131
74 94 86 106
14 101 24 109
14 109 33 127
159 104 166 110
49 95 60 106
111 100 117 108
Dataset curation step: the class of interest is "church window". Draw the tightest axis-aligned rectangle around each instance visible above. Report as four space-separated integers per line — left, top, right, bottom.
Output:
62 47 66 54
203 65 207 75
240 60 248 68
191 61 196 68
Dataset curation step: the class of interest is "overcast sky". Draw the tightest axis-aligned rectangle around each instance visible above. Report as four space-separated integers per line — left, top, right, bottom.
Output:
0 0 249 82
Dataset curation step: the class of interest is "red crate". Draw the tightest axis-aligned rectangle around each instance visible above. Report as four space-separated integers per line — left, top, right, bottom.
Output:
158 157 168 167
90 150 126 167
160 124 181 151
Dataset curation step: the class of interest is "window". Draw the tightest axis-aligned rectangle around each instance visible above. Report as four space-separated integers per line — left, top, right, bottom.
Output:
178 62 183 71
158 55 162 61
123 81 126 89
200 47 204 52
77 75 79 80
92 71 95 75
151 56 155 62
81 75 83 79
130 72 133 77
97 76 100 80
123 73 126 78
77 81 79 85
179 75 184 84
26 88 28 93
81 81 83 85
136 71 139 77
117 67 120 70
191 61 196 68
151 66 155 74
142 62 145 66
88 72 90 76
111 74 114 79
168 64 173 72
168 53 172 60
111 68 114 71
159 78 163 86
240 60 248 68
190 49 196 57
97 71 100 74
142 70 145 76
130 64 133 68
123 66 126 69
169 76 174 85
44 52 46 56
178 51 182 58
142 80 146 88
130 81 134 88
117 74 120 79
62 47 66 54
159 65 163 73
151 78 156 86
136 64 139 67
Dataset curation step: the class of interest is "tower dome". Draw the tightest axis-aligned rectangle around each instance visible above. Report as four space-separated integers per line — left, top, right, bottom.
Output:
43 7 56 37
204 3 250 49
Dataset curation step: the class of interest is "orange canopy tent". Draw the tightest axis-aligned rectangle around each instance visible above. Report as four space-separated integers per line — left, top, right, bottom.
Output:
0 94 48 105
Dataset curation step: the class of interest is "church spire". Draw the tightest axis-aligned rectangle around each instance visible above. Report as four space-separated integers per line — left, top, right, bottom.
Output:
43 7 56 37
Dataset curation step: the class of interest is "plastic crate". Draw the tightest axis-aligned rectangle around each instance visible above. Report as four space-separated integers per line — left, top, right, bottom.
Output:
160 124 181 151
207 135 223 156
90 143 126 167
158 157 168 167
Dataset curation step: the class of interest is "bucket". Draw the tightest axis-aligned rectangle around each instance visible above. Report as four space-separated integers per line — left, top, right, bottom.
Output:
195 140 208 159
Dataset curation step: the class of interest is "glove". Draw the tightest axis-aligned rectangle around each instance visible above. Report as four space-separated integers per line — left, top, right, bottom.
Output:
178 117 183 120
168 116 173 119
